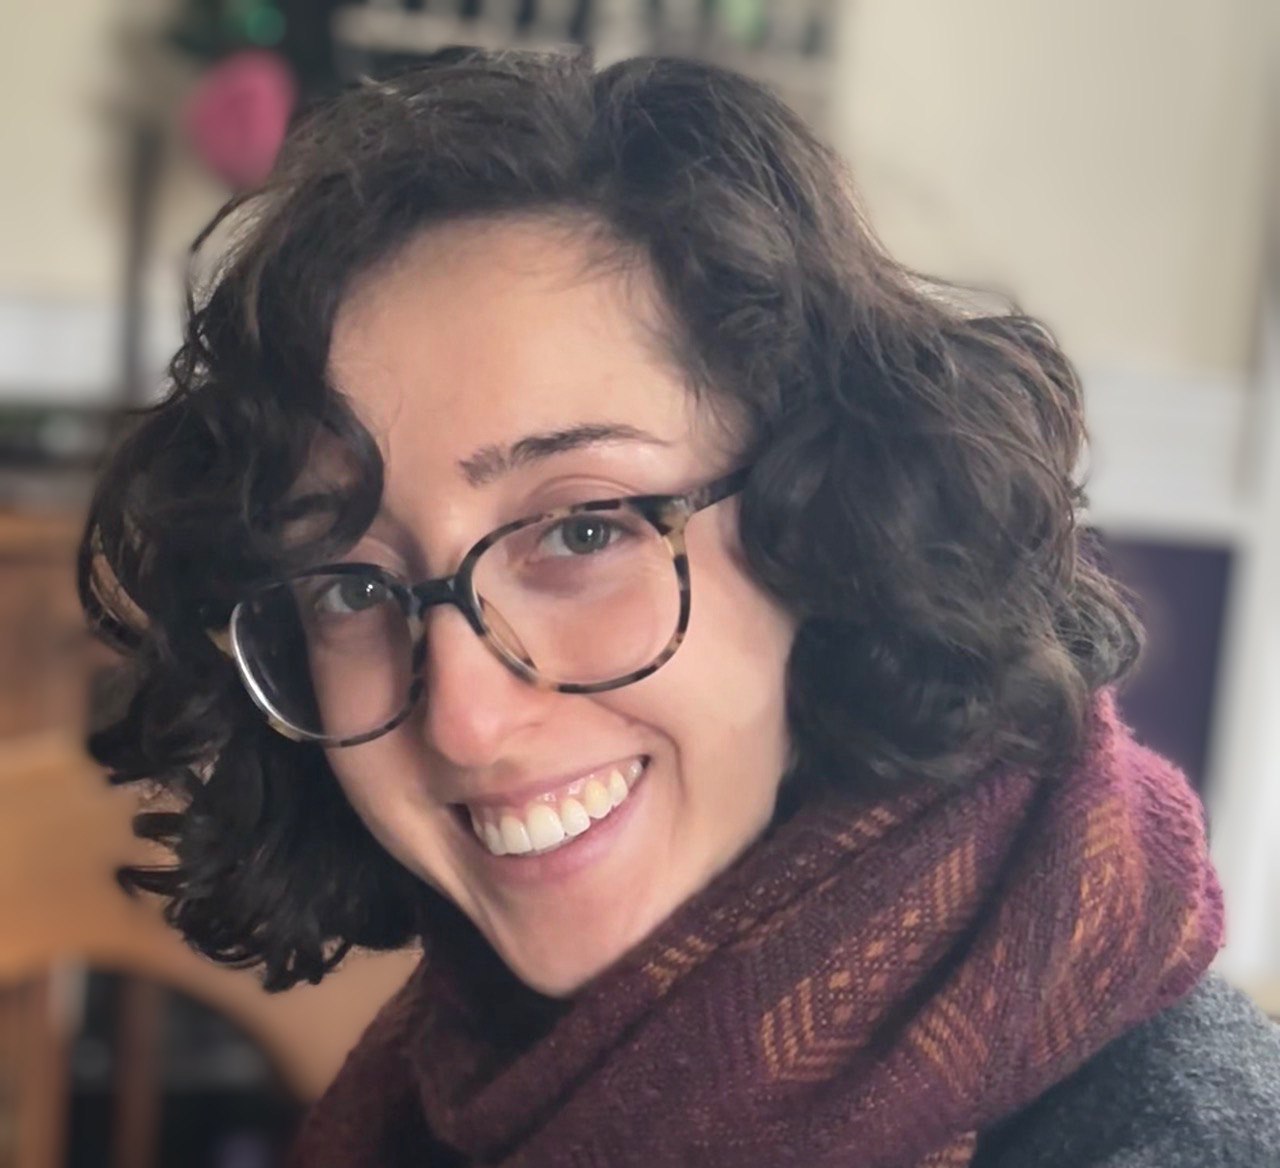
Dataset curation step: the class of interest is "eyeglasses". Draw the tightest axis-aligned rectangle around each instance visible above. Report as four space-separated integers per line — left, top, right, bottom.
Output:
210 468 748 747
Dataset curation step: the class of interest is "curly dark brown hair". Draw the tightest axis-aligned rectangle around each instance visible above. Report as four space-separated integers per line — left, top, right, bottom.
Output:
79 47 1141 990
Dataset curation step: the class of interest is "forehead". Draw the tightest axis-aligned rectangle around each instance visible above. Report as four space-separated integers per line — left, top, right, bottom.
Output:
327 217 729 481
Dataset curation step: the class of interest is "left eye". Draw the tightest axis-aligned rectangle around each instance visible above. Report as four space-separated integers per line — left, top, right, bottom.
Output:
307 575 391 615
538 517 624 557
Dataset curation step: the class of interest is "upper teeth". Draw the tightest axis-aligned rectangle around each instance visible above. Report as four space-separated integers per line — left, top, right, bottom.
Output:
467 760 643 858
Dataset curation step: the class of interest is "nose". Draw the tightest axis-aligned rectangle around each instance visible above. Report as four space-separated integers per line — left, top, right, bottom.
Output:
416 602 549 769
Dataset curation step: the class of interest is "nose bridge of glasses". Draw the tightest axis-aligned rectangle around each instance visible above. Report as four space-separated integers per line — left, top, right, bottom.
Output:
408 574 486 633
410 570 537 677
410 580 541 719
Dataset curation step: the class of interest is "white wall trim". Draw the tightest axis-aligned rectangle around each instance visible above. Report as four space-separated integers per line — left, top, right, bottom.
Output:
0 294 181 406
1203 289 1280 988
0 295 121 404
1081 366 1254 547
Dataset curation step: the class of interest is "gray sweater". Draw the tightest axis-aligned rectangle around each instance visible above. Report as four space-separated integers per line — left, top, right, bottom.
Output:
973 974 1280 1167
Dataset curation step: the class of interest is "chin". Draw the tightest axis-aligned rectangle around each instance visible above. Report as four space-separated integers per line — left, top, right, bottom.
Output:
496 943 613 999
513 961 594 1000
488 909 657 999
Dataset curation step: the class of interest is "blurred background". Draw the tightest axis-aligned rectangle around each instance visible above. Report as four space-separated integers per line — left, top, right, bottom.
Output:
0 1 1275 1164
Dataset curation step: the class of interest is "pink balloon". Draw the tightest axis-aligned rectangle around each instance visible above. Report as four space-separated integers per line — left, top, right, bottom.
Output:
183 50 297 189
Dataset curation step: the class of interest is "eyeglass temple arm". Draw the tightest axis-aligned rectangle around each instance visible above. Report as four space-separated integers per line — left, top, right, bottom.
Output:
687 466 750 513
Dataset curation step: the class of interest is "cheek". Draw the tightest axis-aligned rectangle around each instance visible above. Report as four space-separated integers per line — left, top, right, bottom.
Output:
687 511 795 703
323 735 438 858
324 750 390 842
606 523 796 771
695 574 795 746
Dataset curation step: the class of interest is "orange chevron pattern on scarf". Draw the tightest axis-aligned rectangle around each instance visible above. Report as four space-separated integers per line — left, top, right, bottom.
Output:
289 692 1224 1167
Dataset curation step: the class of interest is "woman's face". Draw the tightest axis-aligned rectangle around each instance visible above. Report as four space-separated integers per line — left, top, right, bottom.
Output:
323 217 796 996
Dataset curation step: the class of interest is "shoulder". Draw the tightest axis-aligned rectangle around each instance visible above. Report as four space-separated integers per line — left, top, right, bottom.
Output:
974 973 1280 1168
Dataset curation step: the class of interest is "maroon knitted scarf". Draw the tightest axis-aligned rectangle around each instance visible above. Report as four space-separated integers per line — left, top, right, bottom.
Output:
289 694 1224 1167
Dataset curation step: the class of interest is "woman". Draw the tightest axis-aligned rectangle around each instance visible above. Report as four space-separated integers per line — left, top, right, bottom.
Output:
80 49 1280 1166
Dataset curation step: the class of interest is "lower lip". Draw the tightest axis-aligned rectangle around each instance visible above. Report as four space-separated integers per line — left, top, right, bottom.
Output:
458 762 650 886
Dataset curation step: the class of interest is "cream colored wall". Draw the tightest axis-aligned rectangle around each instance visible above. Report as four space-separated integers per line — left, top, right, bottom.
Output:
0 0 121 302
0 1 225 398
832 0 1269 375
1 1 1268 376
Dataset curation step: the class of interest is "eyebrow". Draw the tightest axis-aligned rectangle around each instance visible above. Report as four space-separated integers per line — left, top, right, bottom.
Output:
456 422 671 487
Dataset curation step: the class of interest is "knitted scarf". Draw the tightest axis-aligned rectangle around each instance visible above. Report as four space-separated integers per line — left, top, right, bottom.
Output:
288 693 1224 1167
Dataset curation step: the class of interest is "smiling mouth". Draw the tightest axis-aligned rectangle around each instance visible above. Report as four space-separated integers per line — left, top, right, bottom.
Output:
451 757 648 859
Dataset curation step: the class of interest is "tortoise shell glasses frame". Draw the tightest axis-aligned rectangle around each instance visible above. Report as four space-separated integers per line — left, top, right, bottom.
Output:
208 467 750 748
